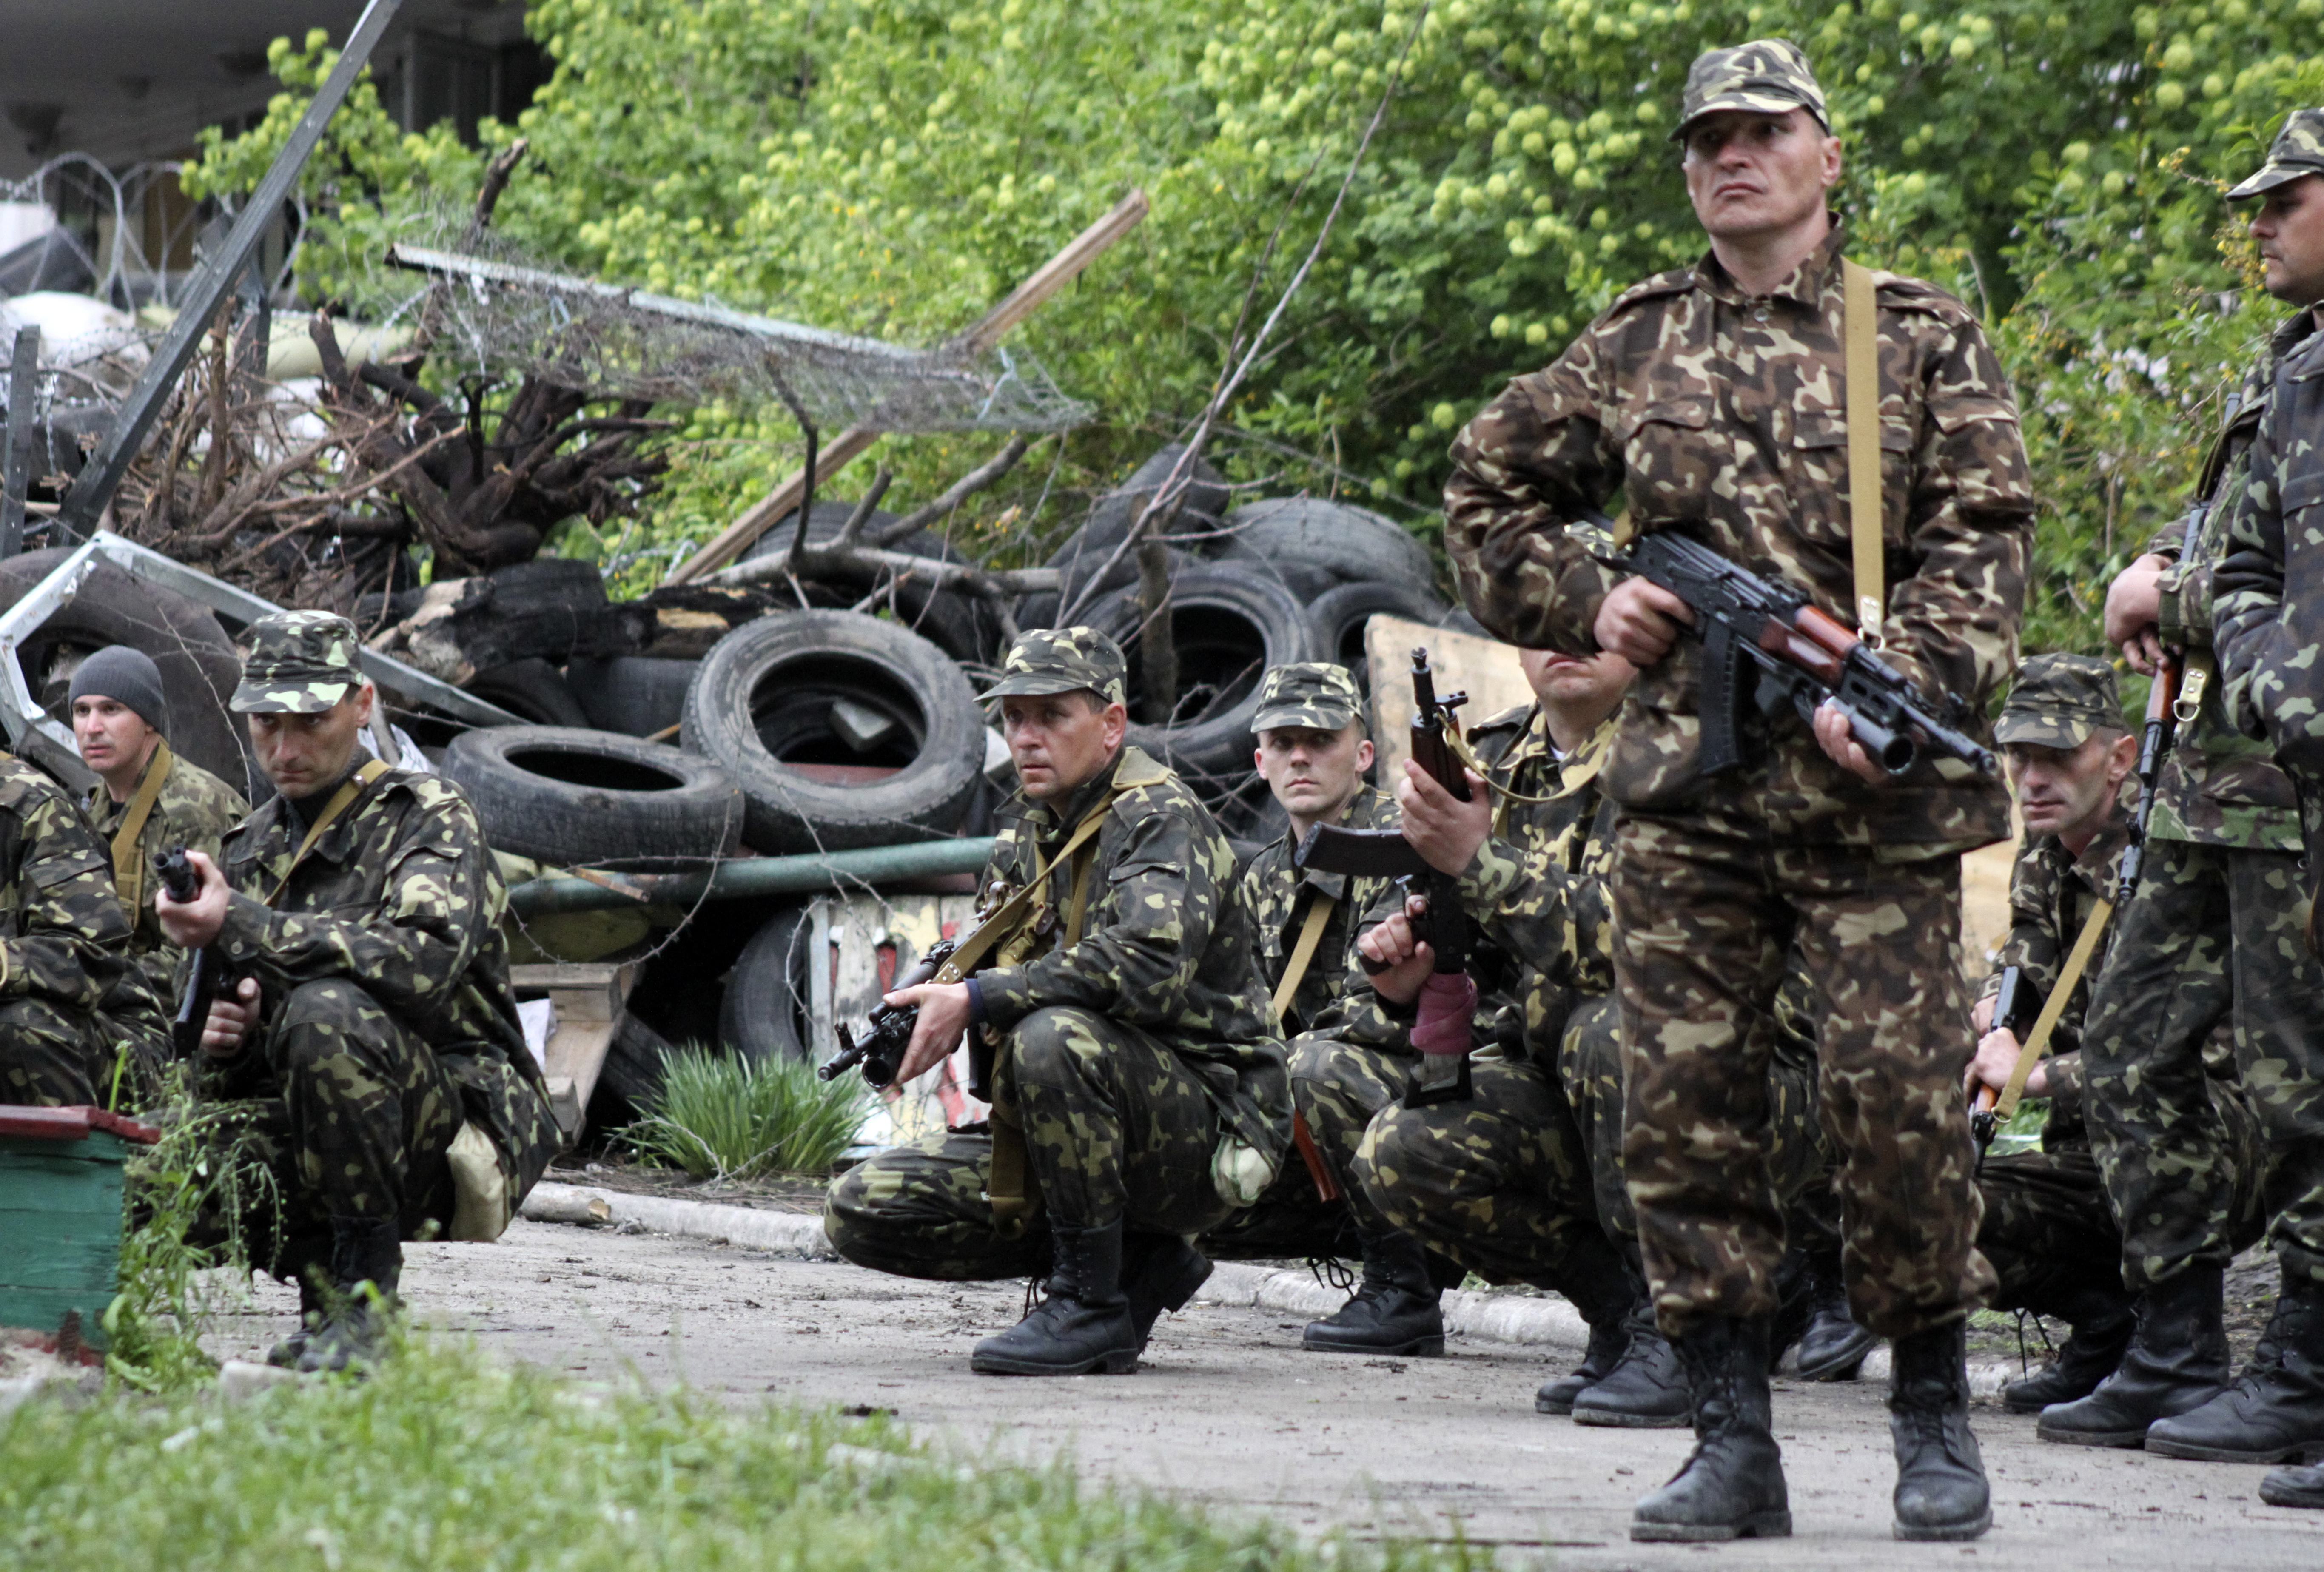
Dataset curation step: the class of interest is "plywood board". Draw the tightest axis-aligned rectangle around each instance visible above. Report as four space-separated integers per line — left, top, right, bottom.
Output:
1365 613 1533 787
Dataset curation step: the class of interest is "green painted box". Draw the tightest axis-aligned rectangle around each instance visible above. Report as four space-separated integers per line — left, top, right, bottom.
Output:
0 1106 159 1349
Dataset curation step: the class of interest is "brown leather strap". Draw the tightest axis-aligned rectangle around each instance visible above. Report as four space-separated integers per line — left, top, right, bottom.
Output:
1843 258 1885 644
108 738 173 921
265 759 391 907
936 796 1116 985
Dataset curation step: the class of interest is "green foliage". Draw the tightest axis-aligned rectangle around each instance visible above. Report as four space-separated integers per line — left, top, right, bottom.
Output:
624 1045 869 1179
0 1339 1487 1572
184 3 2324 647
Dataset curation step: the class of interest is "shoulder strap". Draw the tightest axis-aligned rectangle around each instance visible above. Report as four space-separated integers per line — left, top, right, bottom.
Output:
1269 890 1337 1030
1993 894 2115 1123
935 792 1118 983
1843 258 1885 644
108 738 174 920
265 759 392 908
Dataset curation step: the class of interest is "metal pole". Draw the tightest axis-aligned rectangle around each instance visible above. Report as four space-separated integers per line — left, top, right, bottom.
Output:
0 327 37 559
505 837 997 919
54 0 406 541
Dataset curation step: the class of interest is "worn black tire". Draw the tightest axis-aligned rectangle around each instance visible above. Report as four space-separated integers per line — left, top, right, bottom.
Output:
443 725 745 868
1213 539 1340 603
1224 496 1433 589
717 903 815 1063
468 659 592 728
1020 444 1233 627
1307 578 1451 672
565 656 698 737
681 610 985 854
1088 564 1323 785
0 549 246 792
742 500 998 664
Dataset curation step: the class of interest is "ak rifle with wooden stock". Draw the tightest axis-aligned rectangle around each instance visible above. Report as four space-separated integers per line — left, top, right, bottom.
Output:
1294 647 1476 1108
154 846 228 1059
1588 515 1996 780
2116 649 2182 907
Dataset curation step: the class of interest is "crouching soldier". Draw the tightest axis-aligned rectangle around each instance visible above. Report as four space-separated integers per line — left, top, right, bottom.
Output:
156 612 559 1372
0 741 130 1106
825 627 1290 1376
71 646 248 1098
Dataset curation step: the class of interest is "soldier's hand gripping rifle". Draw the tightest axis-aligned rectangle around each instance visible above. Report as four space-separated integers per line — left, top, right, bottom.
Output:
1970 965 2043 1153
1587 516 1996 780
819 938 960 1089
1295 648 1477 1108
153 847 231 1059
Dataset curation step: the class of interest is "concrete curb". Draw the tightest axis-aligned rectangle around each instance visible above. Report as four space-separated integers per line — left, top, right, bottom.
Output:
518 1182 2020 1393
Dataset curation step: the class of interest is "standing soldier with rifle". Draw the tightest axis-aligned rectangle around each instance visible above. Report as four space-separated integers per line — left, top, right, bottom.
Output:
1444 40 2032 1542
823 628 1289 1377
2046 114 2324 1472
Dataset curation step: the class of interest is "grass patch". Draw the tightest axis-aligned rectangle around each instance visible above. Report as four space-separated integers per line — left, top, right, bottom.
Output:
0 1340 1481 1572
624 1046 869 1180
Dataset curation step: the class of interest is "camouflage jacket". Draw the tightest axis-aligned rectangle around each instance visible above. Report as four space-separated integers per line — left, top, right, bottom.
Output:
82 747 248 1045
973 745 1287 1156
1318 704 1608 1062
0 752 128 1017
205 767 558 1198
2217 310 2324 800
1975 799 2132 1146
1443 225 2033 849
2144 315 2307 854
1231 782 1398 1037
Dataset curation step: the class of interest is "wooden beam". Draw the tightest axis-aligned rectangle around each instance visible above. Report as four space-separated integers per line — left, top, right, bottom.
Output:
664 189 1149 585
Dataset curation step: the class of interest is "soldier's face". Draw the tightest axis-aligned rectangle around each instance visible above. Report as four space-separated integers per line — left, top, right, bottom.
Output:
1520 647 1634 715
72 696 157 785
1680 109 1842 246
1001 691 1126 801
1255 723 1374 822
2249 175 2324 307
248 685 376 800
2005 730 2133 839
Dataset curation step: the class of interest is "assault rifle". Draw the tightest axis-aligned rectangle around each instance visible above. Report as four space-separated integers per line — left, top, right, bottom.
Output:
1588 516 1996 780
819 938 960 1089
1295 648 1476 1108
153 847 228 1059
1970 964 2042 1151
2116 650 2182 907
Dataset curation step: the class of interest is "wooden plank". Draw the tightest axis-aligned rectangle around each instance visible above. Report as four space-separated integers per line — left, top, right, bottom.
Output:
510 963 623 990
664 191 1149 584
1364 614 1533 789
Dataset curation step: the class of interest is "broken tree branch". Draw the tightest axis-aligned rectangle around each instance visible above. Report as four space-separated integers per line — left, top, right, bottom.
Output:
868 434 1032 548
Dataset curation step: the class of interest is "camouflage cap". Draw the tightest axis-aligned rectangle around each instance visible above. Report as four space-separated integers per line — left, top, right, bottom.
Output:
1996 653 2121 750
1252 661 1364 735
984 626 1128 706
231 609 368 714
2227 108 2324 200
1672 37 1829 142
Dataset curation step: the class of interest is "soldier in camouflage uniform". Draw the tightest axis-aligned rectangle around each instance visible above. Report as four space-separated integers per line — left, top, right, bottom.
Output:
0 745 129 1107
1444 40 2030 1541
70 646 248 1101
2174 111 2324 1481
823 628 1289 1376
1289 647 1632 1364
157 612 558 1373
1201 663 1396 1267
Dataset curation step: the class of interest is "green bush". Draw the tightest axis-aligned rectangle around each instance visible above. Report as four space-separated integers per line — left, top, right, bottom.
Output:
624 1046 869 1179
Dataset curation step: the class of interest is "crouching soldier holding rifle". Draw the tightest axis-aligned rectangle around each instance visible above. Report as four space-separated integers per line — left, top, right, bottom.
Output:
156 612 559 1373
823 628 1290 1376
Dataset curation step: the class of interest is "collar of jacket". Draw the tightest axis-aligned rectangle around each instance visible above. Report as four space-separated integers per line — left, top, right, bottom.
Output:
2069 796 2134 893
1016 744 1168 843
1690 214 1848 310
1560 715 1620 791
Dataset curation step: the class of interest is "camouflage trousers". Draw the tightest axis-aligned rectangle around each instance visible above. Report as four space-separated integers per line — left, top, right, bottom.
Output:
1354 1048 1598 1288
186 980 464 1276
1200 1150 1351 1263
1287 1033 1420 1233
2082 840 2324 1290
0 997 103 1107
823 1006 1236 1281
1611 815 1993 1339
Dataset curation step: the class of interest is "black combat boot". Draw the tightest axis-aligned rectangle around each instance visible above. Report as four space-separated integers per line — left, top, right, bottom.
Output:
1889 1321 1991 1541
2002 1281 2136 1413
1302 1227 1446 1356
2261 1461 2324 1508
1122 1230 1213 1351
267 1274 329 1369
1629 1316 1790 1543
1538 1313 1628 1415
2147 1277 2324 1462
2038 1262 2229 1447
1534 1229 1635 1415
297 1217 402 1375
972 1220 1141 1376
1576 1299 1695 1427
1794 1251 1877 1381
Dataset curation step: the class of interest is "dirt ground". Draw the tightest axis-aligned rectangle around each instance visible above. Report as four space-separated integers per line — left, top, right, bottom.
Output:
204 1218 2322 1571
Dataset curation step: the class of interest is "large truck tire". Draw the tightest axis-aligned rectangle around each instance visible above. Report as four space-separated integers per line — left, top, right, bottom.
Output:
717 903 815 1063
443 724 745 869
1223 496 1433 590
566 655 699 737
682 610 985 855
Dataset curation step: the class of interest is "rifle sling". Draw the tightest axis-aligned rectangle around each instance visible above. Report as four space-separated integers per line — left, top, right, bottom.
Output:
1270 889 1337 1030
108 739 174 921
1843 258 1885 644
266 760 392 908
1994 894 2114 1124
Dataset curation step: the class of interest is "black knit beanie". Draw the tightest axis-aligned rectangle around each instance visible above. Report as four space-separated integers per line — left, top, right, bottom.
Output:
68 646 168 736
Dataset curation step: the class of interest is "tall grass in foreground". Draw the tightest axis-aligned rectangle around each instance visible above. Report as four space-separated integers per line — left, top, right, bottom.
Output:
624 1046 869 1180
0 1340 1484 1572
